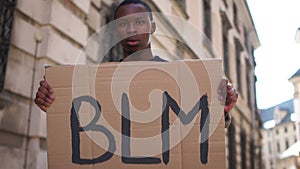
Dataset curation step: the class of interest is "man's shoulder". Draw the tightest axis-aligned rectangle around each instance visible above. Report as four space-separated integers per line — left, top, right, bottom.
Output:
151 56 168 62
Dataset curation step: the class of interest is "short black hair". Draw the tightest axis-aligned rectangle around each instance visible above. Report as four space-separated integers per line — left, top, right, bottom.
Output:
113 0 153 21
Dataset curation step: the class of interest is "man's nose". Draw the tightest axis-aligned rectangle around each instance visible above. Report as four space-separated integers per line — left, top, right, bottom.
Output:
127 23 137 34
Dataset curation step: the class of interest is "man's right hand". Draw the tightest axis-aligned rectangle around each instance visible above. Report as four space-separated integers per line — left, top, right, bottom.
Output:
35 77 55 112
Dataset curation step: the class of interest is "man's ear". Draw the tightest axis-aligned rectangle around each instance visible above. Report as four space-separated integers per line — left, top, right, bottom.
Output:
151 22 156 34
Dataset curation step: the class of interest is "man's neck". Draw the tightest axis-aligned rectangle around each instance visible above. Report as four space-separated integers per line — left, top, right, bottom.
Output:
123 48 154 61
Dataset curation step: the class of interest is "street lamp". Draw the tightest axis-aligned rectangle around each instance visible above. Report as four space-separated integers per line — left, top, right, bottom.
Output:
296 27 300 43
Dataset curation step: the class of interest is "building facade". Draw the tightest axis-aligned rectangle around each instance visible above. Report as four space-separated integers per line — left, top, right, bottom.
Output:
260 69 300 169
260 101 297 169
289 69 300 142
0 0 261 168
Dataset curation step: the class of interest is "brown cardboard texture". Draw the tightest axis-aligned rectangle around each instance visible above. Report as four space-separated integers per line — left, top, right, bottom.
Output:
46 59 226 169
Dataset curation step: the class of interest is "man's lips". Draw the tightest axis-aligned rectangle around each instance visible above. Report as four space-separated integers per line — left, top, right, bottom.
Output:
125 39 140 46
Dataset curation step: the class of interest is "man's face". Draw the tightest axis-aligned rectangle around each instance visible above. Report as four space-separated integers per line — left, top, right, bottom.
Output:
114 4 155 56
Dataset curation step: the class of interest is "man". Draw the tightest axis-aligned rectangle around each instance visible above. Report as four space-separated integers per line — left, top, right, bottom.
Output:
35 0 238 127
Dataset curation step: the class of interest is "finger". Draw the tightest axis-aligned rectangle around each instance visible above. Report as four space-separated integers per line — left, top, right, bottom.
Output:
226 93 238 106
226 82 233 90
38 86 50 95
225 88 238 106
35 97 50 107
38 86 55 100
36 91 54 104
40 80 53 93
227 88 236 97
227 91 238 102
36 91 47 102
34 96 48 112
40 105 47 112
225 95 238 112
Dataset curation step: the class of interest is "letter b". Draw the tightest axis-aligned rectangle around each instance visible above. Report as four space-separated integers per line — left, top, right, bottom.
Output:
71 96 116 164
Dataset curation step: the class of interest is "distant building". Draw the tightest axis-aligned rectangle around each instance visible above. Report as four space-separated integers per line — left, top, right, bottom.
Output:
260 69 300 169
296 27 300 43
0 0 261 169
289 69 300 141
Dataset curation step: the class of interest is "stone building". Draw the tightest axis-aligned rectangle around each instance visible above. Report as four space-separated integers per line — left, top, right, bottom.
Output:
0 0 261 168
260 69 300 169
260 100 298 169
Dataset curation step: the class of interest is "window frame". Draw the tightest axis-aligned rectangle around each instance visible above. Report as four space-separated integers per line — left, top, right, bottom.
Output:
0 0 17 92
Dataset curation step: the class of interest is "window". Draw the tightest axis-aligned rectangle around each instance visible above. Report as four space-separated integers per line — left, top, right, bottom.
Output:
246 62 252 109
223 33 229 76
176 40 184 59
250 140 255 169
284 127 288 133
223 0 228 8
228 119 236 169
236 56 241 92
285 139 289 149
203 0 211 40
277 141 280 153
233 2 239 32
251 45 254 57
176 0 186 11
240 130 247 169
276 129 279 135
268 142 272 154
243 26 248 52
0 0 17 92
221 11 231 78
234 38 243 94
268 131 271 137
270 160 273 168
99 2 123 62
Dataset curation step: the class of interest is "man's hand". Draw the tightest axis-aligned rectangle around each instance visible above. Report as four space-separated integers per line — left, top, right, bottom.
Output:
34 77 55 112
224 81 238 113
218 79 238 128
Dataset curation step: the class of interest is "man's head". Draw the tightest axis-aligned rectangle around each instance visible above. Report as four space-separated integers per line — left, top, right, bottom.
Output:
114 0 153 21
113 0 156 59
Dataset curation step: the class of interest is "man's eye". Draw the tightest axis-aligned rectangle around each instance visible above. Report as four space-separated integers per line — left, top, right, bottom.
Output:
119 22 127 27
136 20 145 25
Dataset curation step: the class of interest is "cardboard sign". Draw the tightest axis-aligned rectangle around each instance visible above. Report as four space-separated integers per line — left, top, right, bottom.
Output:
46 59 226 169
